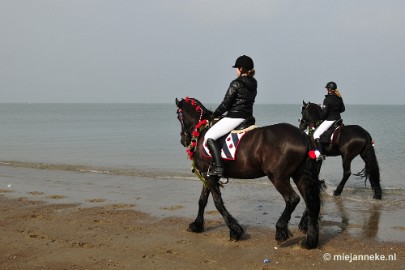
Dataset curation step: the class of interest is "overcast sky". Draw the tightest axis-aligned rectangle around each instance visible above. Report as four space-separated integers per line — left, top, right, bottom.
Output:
1 1 404 104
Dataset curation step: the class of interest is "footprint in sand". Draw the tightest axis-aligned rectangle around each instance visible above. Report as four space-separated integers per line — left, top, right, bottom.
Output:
160 205 184 211
104 203 135 209
85 198 107 203
47 195 66 199
28 191 44 195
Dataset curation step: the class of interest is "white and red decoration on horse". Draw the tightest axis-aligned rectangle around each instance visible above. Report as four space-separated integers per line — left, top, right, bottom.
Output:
202 131 248 160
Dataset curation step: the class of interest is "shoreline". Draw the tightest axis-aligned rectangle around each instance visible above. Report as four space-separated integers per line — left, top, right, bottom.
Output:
0 195 403 270
1 164 404 243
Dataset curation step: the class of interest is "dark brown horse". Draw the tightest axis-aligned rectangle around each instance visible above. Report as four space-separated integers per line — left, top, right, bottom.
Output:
176 97 321 249
299 101 382 199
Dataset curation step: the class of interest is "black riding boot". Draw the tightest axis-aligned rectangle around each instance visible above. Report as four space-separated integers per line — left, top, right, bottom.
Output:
206 139 224 177
314 138 325 160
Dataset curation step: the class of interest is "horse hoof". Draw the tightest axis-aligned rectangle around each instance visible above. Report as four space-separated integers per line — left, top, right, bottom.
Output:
301 239 318 250
187 222 204 233
230 225 244 241
275 228 292 242
373 194 382 200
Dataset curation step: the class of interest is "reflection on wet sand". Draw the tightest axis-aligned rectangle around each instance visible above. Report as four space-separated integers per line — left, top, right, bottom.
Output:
362 204 381 239
322 195 382 242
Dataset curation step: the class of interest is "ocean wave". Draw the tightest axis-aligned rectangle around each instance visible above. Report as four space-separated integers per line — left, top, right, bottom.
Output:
0 160 194 181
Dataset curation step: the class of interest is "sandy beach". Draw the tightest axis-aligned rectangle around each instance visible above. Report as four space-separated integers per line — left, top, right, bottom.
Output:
0 165 404 270
0 195 403 270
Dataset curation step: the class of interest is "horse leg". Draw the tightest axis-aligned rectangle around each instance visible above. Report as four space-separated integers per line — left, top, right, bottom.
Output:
298 209 309 233
334 157 352 196
272 178 300 242
188 185 210 233
206 176 244 241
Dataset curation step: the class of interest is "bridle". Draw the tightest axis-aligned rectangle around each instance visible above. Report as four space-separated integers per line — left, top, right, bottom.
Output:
176 98 205 141
177 108 190 139
299 103 311 130
299 103 323 133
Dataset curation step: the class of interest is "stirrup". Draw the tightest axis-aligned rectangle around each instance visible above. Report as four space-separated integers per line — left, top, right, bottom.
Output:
207 166 224 177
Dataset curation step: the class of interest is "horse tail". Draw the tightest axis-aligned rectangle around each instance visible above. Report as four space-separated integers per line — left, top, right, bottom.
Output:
302 135 322 248
355 130 382 199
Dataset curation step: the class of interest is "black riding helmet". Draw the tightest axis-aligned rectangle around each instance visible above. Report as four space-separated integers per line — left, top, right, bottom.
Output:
325 81 337 90
232 55 254 70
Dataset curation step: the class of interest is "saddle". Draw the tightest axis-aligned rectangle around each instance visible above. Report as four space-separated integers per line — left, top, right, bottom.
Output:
203 116 257 160
319 119 343 144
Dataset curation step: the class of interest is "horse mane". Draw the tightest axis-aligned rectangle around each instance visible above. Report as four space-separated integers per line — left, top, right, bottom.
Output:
304 101 322 112
182 97 213 117
304 101 320 108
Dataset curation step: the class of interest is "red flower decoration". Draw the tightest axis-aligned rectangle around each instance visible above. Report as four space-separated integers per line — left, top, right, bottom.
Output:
308 150 316 159
185 96 190 103
186 148 194 160
185 117 208 160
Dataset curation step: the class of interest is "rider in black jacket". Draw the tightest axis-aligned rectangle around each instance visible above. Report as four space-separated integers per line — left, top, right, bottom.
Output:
212 76 257 119
204 55 257 177
313 81 345 159
320 92 345 121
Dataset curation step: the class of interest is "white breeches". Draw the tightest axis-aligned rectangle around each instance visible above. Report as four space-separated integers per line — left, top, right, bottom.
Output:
313 120 334 139
204 117 244 144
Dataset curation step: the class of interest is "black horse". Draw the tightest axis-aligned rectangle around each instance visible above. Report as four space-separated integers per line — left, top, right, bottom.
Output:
176 97 321 249
299 101 382 199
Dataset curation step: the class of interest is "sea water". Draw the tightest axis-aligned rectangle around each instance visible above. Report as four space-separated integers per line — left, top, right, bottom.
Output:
0 103 403 187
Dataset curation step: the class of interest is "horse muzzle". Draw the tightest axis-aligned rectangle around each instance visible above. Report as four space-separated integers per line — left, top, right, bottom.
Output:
180 132 191 147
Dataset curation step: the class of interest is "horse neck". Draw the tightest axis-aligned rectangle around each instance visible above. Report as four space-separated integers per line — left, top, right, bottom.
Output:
309 104 322 121
184 111 208 135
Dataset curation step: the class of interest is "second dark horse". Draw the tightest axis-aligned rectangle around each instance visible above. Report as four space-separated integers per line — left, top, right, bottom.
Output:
299 101 382 199
176 97 321 249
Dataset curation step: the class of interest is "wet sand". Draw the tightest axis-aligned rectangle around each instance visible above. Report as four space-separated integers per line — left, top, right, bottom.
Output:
0 196 403 270
0 166 404 269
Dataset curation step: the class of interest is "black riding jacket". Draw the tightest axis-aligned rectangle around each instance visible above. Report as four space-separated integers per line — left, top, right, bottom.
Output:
213 76 257 119
320 94 345 121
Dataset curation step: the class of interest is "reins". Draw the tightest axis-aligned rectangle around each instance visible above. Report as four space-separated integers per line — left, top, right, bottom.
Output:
177 97 227 187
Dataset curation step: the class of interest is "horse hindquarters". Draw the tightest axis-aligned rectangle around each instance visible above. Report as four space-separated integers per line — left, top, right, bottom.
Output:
338 126 382 199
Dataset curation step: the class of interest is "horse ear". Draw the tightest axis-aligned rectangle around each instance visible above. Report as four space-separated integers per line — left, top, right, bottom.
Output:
175 98 180 107
302 100 307 106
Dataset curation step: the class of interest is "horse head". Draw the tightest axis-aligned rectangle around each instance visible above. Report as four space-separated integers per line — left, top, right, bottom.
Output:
299 101 322 130
175 97 212 147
